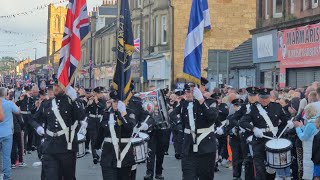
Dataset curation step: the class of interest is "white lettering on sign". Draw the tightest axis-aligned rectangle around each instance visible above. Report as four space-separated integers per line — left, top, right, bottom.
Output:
257 34 274 58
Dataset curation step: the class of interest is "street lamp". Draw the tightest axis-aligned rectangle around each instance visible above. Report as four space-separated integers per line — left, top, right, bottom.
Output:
33 48 37 61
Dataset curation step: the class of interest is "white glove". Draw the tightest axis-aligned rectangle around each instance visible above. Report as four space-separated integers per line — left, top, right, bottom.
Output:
231 127 237 135
80 120 88 129
139 122 149 131
117 101 127 113
239 127 246 134
216 127 224 135
66 86 77 101
193 87 204 101
253 127 263 138
287 120 294 129
36 126 45 136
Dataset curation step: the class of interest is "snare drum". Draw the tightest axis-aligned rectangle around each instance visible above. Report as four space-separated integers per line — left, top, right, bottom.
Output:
77 133 86 158
131 132 150 163
246 135 253 157
265 138 292 169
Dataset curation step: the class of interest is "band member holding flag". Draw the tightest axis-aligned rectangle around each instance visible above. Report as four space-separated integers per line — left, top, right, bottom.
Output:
94 0 141 179
27 0 90 179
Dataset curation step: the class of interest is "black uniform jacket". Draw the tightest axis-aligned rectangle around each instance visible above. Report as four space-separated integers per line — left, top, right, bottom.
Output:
86 98 106 129
16 95 36 114
240 102 288 138
30 94 86 154
95 109 135 168
179 99 219 155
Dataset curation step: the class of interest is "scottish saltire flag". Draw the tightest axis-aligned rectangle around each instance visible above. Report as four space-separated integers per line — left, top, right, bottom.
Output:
183 0 211 84
112 0 134 104
57 0 89 88
134 38 140 52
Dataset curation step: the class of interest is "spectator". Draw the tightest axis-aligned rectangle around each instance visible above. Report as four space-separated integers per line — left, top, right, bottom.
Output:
0 98 3 122
11 113 26 168
298 86 314 114
312 117 320 180
0 87 20 180
294 104 318 180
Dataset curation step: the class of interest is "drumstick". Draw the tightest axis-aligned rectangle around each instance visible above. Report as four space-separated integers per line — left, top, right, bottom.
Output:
277 123 289 139
262 135 275 140
131 115 151 138
277 117 293 139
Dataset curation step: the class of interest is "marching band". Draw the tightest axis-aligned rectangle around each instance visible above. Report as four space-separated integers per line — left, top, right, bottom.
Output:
2 75 320 180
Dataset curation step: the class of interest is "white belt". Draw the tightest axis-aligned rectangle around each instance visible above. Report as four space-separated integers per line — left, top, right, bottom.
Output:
21 111 31 115
88 114 103 118
184 125 215 134
261 127 278 133
45 121 78 140
104 138 131 143
184 124 215 152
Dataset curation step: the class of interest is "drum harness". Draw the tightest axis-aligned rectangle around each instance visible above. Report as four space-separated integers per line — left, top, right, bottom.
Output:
256 104 278 137
46 98 78 150
105 111 150 168
184 102 215 152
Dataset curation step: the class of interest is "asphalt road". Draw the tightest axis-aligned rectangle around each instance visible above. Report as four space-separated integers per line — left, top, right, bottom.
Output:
11 145 233 180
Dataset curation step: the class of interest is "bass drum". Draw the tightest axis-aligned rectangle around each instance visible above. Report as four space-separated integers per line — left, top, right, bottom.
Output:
139 89 170 130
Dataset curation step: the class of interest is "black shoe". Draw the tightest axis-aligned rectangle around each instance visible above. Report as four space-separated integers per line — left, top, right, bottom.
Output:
164 152 169 155
214 167 219 172
27 151 32 154
93 158 98 164
144 174 153 180
175 154 181 159
155 174 164 179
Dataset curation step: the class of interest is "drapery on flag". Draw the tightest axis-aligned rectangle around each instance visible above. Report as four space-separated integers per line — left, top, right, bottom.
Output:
57 0 89 89
112 0 134 104
183 0 211 85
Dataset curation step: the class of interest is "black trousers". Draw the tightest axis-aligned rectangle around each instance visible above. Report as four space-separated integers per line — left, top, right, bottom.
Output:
42 152 77 180
217 136 228 160
146 130 167 176
181 152 215 180
163 129 171 153
172 129 183 155
101 166 131 180
22 114 34 151
86 129 98 159
252 137 275 180
11 132 23 163
230 135 243 178
239 134 255 180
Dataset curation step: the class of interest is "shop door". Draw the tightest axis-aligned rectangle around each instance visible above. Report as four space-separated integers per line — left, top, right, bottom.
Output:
287 70 297 88
297 70 314 88
314 69 320 82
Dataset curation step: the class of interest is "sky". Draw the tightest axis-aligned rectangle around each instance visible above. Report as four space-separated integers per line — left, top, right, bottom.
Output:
0 0 102 61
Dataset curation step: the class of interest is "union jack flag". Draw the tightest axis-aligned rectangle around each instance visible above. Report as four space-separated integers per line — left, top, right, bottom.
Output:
134 38 140 52
57 0 89 89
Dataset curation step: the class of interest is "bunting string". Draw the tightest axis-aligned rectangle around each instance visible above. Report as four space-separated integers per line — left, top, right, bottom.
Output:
0 0 68 19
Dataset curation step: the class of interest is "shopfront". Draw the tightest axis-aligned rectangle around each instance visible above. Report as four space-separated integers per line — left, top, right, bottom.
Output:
252 30 279 88
278 23 320 88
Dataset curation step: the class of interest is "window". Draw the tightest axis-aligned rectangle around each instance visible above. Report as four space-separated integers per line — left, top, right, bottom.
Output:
312 0 319 8
154 16 159 45
137 24 140 38
265 0 269 19
102 38 106 64
135 0 141 8
290 0 295 14
303 0 311 10
273 0 283 18
144 21 149 48
161 15 167 44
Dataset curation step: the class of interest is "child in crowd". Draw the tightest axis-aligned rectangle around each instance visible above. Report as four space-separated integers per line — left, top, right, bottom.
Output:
312 117 320 180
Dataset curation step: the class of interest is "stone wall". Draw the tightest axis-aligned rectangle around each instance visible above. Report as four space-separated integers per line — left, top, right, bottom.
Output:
171 0 256 80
